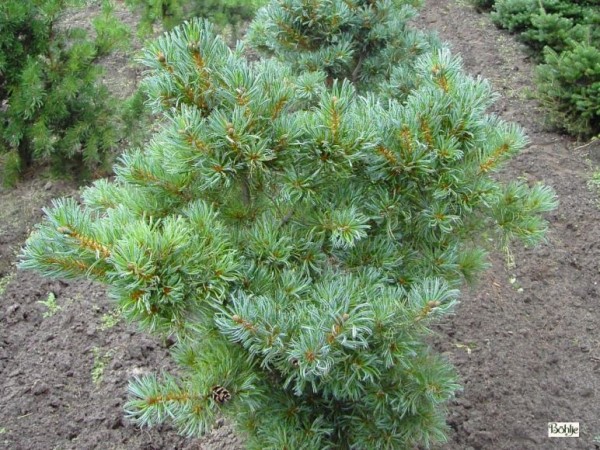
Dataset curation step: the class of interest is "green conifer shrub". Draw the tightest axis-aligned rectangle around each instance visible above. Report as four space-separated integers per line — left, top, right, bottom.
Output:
471 0 495 12
490 0 600 137
492 0 600 56
0 0 130 186
247 0 438 88
536 42 600 137
20 17 557 449
126 0 267 37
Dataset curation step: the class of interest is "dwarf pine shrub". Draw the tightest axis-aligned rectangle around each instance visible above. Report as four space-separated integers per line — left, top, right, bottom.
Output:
20 12 557 450
0 0 129 186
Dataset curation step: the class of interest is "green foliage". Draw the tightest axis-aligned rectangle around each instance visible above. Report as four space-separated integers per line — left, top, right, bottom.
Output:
93 0 132 56
488 0 600 137
0 0 130 186
20 15 557 450
126 0 267 37
492 0 600 55
536 42 600 136
121 88 155 149
248 0 438 89
124 0 184 34
0 1 48 96
193 0 268 38
471 0 496 12
0 150 21 187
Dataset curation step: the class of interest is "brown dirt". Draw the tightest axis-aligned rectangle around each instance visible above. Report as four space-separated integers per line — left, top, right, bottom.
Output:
2 0 600 449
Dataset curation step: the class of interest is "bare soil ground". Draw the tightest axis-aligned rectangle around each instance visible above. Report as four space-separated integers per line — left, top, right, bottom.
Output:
2 0 600 449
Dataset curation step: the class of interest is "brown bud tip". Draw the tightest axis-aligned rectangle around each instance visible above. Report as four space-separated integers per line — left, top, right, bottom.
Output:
157 52 166 63
342 313 350 321
428 301 441 308
232 315 241 322
57 226 71 235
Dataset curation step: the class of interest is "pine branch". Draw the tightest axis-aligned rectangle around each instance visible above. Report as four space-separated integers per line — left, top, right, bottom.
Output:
240 173 251 207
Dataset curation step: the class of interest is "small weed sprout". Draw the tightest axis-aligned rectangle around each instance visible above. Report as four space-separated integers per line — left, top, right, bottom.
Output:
588 170 600 191
100 308 122 330
91 348 114 386
0 272 15 297
586 169 600 208
38 292 61 318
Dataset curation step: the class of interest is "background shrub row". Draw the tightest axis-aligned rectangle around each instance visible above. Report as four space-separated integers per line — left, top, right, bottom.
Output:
473 0 600 138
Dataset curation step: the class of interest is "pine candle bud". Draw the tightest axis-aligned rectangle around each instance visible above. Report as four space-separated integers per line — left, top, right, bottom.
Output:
56 226 72 235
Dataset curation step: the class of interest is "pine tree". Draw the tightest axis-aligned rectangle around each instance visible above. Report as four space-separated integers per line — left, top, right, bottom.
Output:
536 42 600 137
20 15 557 450
248 0 438 88
491 0 600 137
492 0 600 57
126 0 267 38
0 0 129 186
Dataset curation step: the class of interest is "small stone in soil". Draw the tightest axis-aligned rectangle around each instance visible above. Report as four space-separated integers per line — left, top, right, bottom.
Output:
109 415 123 429
110 360 122 370
580 388 594 397
126 346 143 360
33 381 49 395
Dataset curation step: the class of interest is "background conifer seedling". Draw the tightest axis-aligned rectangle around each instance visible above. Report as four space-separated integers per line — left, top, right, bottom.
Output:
0 0 130 186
